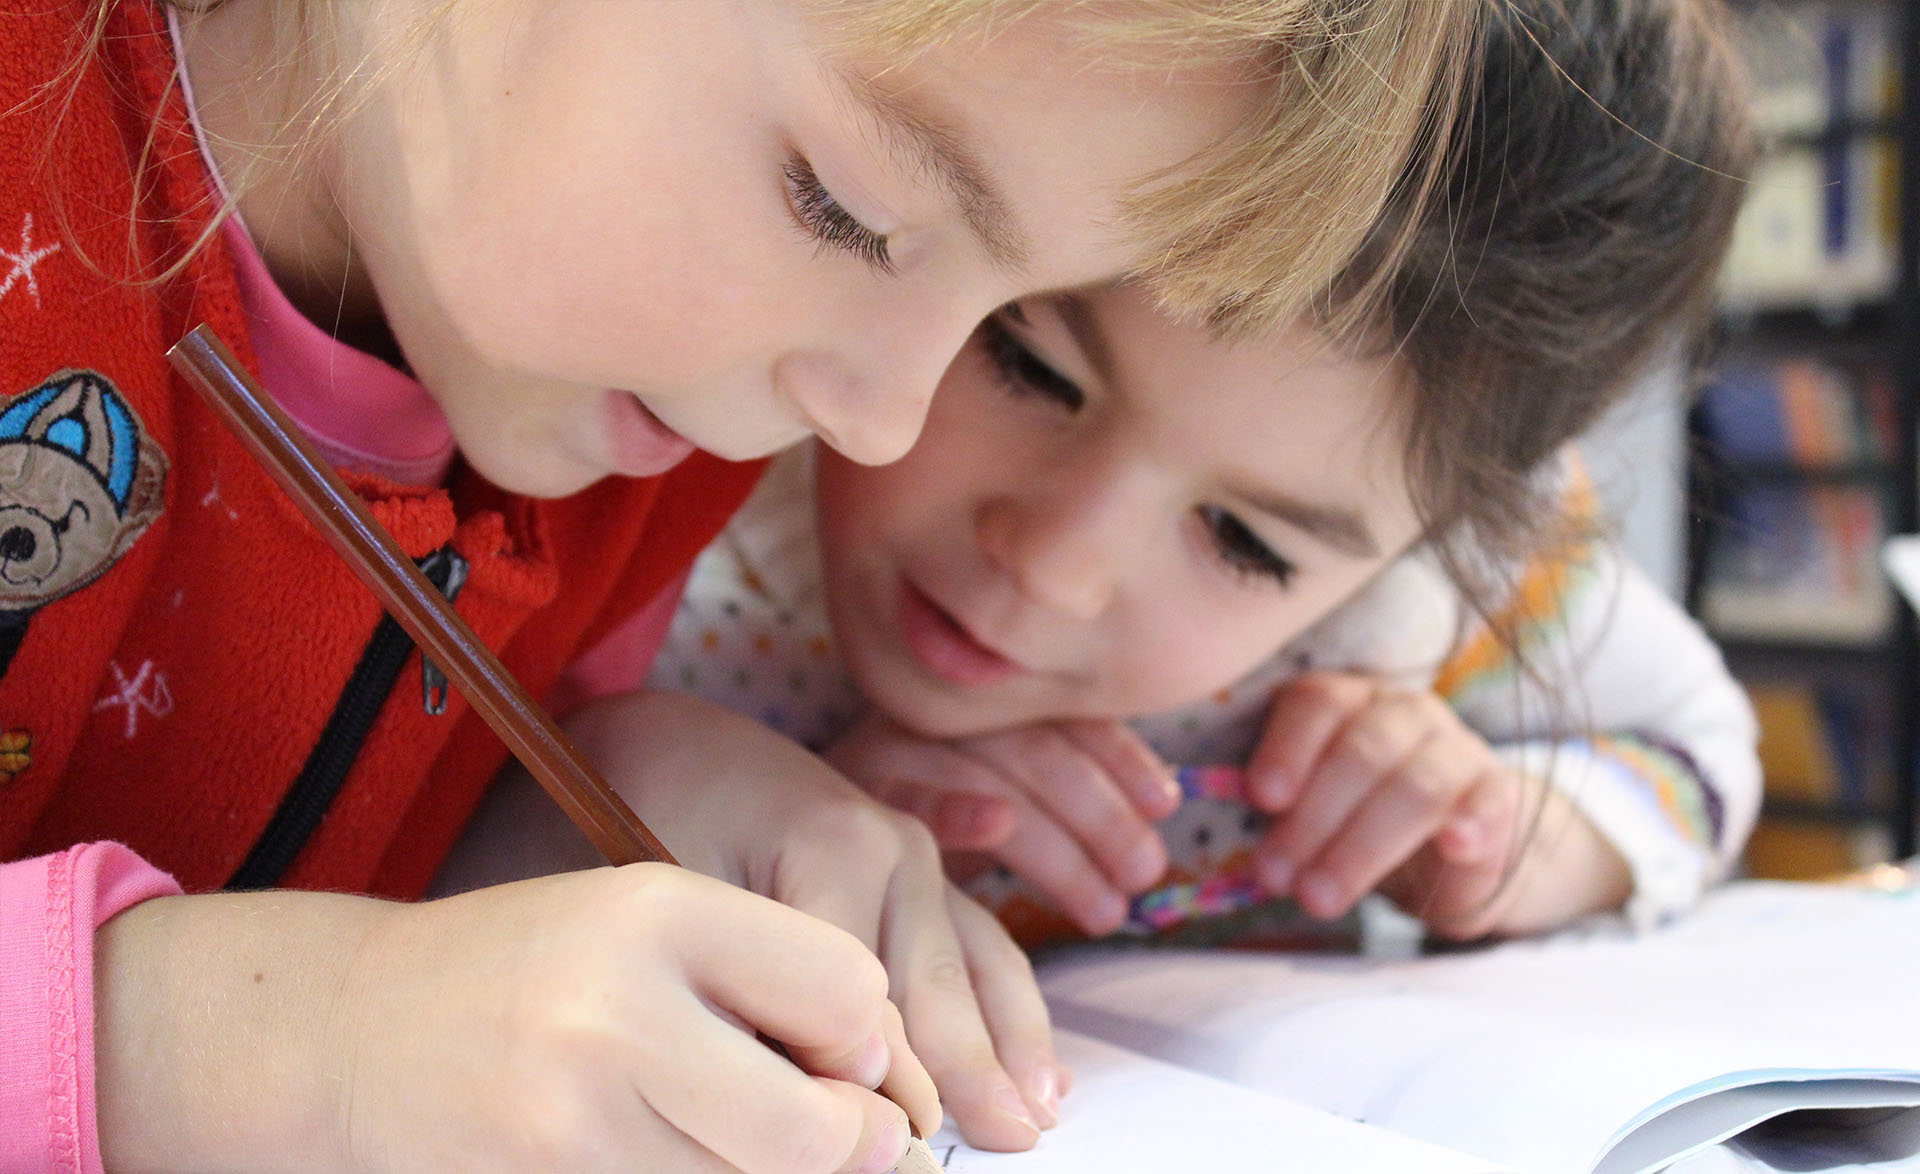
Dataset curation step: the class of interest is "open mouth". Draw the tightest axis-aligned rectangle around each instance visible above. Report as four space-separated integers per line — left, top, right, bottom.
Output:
896 579 1024 687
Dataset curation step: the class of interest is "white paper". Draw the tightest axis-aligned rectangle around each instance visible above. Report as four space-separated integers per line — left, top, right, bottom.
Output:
924 1028 1511 1173
1032 882 1920 1172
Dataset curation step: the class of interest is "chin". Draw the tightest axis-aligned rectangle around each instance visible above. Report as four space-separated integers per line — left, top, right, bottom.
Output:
880 701 1005 741
871 677 1045 741
465 448 600 499
844 659 976 740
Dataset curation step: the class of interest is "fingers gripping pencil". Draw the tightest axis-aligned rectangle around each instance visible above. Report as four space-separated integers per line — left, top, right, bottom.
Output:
168 324 943 1174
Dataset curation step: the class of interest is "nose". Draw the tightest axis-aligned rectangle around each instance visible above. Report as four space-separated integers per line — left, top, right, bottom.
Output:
0 526 35 564
773 352 932 466
777 302 981 466
974 466 1132 622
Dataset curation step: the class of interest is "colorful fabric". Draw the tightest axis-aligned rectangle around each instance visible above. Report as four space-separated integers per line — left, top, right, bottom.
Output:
1129 766 1267 930
2 8 765 1168
0 0 762 898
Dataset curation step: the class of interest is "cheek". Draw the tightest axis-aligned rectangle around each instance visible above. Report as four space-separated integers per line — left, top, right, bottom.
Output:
467 205 781 376
1102 592 1315 716
814 466 882 570
413 128 788 386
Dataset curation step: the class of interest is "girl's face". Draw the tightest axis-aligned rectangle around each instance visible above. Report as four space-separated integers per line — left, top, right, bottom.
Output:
816 288 1424 740
191 2 1258 497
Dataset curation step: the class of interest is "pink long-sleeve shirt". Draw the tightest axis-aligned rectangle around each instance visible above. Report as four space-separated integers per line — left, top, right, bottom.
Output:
0 845 181 1173
0 38 682 1170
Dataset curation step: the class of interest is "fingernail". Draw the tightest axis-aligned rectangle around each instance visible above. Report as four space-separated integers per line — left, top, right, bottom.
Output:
1157 771 1182 810
1254 766 1291 807
1026 1066 1060 1128
1122 838 1165 889
1088 890 1130 934
859 1115 909 1174
995 1083 1040 1132
1261 855 1294 894
1447 820 1483 858
1297 872 1343 919
852 1029 891 1089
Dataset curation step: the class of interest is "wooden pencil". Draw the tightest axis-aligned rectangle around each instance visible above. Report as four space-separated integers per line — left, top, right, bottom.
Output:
167 324 676 868
167 323 943 1172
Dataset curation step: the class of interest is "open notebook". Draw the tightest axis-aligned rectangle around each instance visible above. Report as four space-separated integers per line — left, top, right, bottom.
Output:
926 878 1920 1173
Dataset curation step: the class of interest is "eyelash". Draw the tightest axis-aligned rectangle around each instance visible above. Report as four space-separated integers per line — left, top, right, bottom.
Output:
1200 506 1297 587
981 310 1297 588
980 312 1084 411
783 156 893 274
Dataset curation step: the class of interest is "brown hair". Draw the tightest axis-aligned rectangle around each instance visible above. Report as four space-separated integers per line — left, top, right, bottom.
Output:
1287 0 1755 924
1340 0 1754 608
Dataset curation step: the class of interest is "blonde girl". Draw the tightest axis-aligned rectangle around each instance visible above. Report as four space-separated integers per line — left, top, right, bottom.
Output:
0 1 1479 1170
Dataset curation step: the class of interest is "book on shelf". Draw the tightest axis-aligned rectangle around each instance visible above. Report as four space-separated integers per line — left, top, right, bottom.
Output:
929 880 1920 1174
1698 357 1895 469
1740 2 1895 141
1694 357 1895 643
1719 1 1898 312
1747 678 1890 813
1698 482 1890 643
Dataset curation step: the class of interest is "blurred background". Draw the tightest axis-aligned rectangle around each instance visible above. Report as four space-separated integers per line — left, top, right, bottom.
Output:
1584 0 1917 878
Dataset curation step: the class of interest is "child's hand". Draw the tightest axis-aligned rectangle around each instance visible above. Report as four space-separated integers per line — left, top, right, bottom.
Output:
826 711 1181 937
1245 670 1538 933
1371 780 1634 939
564 691 1069 1152
95 869 931 1173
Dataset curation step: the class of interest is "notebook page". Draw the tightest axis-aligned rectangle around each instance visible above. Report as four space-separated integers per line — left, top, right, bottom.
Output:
1036 881 1920 1172
924 1028 1512 1173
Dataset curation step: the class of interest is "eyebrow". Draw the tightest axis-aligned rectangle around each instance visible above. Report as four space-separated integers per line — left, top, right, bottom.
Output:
1236 489 1380 560
835 67 1031 272
1053 294 1380 560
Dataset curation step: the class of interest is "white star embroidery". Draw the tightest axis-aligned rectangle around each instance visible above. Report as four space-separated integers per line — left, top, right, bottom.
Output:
0 213 62 310
199 475 240 521
93 660 175 739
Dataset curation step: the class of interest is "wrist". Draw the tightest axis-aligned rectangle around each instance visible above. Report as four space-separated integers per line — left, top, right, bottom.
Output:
95 890 390 1173
1488 796 1632 936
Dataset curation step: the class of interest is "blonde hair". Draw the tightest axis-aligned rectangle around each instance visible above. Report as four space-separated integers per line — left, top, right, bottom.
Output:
824 1 1484 334
69 0 1478 331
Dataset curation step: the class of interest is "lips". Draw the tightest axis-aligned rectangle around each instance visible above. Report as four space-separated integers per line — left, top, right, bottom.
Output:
896 579 1025 687
603 390 696 477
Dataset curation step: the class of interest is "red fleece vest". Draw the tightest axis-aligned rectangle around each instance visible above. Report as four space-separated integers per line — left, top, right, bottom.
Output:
0 1 763 898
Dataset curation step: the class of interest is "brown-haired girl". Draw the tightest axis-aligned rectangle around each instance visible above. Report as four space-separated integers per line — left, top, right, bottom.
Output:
478 0 1762 965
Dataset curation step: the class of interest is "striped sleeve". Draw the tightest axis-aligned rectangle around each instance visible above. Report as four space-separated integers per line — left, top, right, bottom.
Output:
1435 477 1760 925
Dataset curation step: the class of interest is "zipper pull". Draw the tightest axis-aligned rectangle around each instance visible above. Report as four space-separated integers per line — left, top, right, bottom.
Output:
417 546 471 715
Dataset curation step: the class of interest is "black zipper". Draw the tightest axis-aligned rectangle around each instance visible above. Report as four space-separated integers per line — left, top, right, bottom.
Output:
226 546 468 891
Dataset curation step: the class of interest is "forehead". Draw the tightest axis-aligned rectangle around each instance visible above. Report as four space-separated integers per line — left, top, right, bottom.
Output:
818 9 1263 260
1084 288 1418 525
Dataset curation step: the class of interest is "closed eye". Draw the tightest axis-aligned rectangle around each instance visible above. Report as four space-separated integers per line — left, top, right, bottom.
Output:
1199 505 1295 587
979 312 1084 412
783 156 893 274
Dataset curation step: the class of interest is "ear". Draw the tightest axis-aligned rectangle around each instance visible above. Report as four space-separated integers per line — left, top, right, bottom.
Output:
105 430 169 562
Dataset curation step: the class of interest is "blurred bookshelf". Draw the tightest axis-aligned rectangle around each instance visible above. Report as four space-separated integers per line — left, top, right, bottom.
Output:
1687 0 1920 877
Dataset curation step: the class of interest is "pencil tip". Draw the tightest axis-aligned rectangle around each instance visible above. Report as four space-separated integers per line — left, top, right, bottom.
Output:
893 1135 945 1173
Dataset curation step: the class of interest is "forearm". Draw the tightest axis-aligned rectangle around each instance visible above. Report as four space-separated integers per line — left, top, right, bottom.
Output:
431 688 769 896
94 890 387 1173
1478 783 1632 937
560 688 846 884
